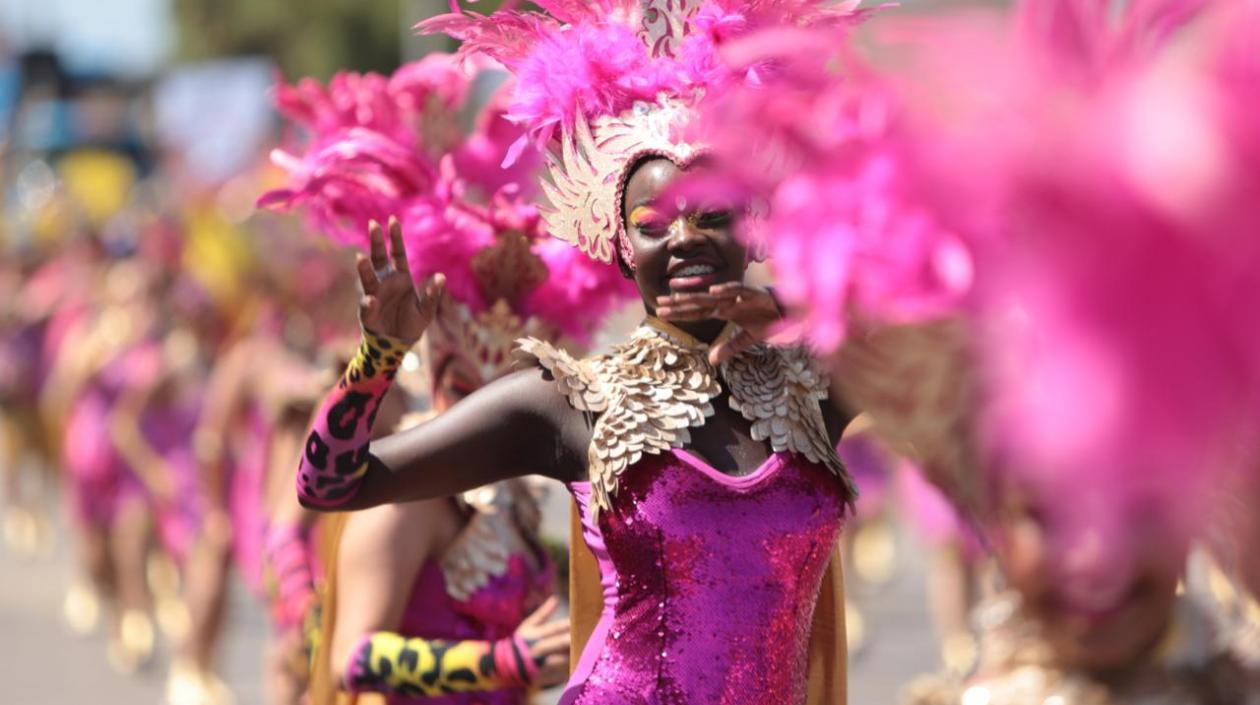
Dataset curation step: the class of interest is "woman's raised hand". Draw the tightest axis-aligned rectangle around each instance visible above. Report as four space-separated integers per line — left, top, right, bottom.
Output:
355 216 444 345
656 283 797 365
514 596 571 688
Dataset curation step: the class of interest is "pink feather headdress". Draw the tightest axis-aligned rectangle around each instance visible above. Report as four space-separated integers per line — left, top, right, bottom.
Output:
419 0 868 266
258 54 634 383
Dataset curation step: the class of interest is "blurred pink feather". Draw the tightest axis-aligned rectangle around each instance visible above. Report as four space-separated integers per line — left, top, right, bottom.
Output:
260 55 633 336
524 237 637 344
691 28 970 351
506 22 682 145
261 128 436 246
452 86 545 199
693 0 1260 592
388 52 473 113
421 0 871 153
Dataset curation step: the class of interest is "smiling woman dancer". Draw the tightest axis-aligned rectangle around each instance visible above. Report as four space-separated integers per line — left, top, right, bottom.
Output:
294 2 861 703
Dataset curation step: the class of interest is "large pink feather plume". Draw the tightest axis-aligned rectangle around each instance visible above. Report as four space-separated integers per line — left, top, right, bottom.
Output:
694 0 1260 599
420 0 869 153
260 58 475 245
260 57 633 337
399 174 498 312
259 128 437 247
506 22 682 146
450 90 544 199
689 28 971 351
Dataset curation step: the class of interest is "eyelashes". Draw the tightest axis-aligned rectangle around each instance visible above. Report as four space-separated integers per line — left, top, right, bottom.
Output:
629 206 735 236
629 206 671 235
694 210 733 229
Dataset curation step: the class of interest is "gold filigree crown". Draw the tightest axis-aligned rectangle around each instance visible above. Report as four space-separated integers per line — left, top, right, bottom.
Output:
425 222 553 385
542 95 704 264
427 297 557 387
545 0 707 264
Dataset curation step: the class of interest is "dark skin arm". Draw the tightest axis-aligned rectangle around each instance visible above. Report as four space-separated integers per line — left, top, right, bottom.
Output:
305 216 852 511
337 367 590 509
297 218 591 512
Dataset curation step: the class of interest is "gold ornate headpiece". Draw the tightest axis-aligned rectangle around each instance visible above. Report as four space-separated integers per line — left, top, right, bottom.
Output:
543 95 705 266
544 0 708 266
425 228 557 386
424 0 860 264
427 298 557 387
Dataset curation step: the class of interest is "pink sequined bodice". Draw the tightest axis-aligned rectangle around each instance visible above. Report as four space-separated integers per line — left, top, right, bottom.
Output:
388 549 553 705
563 449 845 705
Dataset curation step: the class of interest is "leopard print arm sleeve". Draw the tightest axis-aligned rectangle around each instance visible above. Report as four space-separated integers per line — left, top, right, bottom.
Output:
297 330 405 508
344 631 536 696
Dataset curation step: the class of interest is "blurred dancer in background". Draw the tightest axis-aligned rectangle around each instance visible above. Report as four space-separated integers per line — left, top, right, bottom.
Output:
261 50 634 703
171 223 353 705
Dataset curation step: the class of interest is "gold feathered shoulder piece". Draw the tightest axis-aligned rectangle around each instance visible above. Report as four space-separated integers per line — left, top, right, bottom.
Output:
516 319 856 516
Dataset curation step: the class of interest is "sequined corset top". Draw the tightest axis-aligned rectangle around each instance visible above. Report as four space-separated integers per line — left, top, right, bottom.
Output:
390 550 553 705
563 449 845 705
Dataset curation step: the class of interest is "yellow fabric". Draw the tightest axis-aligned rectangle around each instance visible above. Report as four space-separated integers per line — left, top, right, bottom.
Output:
182 204 254 308
567 499 848 704
310 514 386 705
57 150 136 227
353 633 502 695
568 501 603 667
808 546 848 705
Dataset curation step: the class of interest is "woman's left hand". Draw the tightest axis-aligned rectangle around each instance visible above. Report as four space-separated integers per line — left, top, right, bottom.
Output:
656 283 796 365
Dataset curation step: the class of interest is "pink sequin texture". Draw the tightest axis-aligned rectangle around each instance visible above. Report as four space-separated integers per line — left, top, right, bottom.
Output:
385 551 553 705
563 449 844 705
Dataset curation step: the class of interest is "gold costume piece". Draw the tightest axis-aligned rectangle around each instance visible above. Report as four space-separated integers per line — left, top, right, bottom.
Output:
517 318 856 516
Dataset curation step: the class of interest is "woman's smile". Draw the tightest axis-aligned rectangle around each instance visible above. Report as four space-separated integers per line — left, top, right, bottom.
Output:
666 260 725 292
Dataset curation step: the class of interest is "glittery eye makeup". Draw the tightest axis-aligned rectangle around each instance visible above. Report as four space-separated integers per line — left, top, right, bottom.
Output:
691 209 733 230
630 206 671 236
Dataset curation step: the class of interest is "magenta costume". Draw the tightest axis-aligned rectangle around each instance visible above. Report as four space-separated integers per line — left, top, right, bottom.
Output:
515 321 857 705
146 381 206 565
564 449 844 705
63 342 160 528
296 317 856 703
382 548 554 705
229 402 271 594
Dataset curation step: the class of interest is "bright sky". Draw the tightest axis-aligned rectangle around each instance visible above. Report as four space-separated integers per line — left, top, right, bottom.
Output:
0 0 173 75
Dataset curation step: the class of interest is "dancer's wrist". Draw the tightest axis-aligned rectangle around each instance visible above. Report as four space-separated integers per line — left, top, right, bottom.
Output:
345 328 408 387
492 636 538 688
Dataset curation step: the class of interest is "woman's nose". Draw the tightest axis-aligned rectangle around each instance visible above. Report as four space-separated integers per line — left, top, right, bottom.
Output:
666 218 706 251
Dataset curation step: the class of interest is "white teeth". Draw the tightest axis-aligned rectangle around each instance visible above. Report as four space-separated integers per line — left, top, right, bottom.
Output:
672 264 716 277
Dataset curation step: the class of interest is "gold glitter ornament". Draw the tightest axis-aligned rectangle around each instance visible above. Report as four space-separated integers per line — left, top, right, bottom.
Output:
427 298 557 389
440 479 544 602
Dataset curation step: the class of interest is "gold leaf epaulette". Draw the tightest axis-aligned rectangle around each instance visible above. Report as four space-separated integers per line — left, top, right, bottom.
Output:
724 343 858 502
517 321 854 515
440 479 542 602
